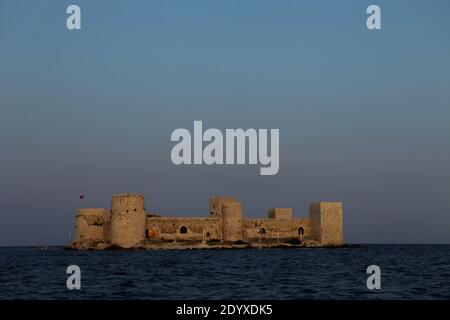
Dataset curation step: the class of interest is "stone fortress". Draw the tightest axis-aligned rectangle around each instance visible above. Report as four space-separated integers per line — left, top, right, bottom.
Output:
72 194 343 249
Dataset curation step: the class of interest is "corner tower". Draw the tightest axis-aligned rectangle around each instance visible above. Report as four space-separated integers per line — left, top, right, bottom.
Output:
110 194 146 248
75 208 109 244
309 202 343 246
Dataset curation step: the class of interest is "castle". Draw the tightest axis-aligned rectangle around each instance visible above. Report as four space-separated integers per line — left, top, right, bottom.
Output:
73 194 343 249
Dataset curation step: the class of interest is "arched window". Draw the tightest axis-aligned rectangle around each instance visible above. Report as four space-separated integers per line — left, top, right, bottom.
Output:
205 232 211 240
259 228 266 235
298 227 304 235
180 226 188 234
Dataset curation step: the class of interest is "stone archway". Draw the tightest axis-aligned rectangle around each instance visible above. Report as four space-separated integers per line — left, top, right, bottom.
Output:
180 226 188 234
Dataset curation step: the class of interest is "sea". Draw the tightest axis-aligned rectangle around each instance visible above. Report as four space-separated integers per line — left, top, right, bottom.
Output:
0 245 449 299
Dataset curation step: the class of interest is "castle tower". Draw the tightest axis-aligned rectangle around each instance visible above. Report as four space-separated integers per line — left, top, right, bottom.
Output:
209 196 236 218
110 194 146 248
309 202 343 246
76 208 109 244
221 202 243 242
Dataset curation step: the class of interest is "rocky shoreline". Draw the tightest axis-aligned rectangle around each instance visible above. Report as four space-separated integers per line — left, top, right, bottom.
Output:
67 240 364 251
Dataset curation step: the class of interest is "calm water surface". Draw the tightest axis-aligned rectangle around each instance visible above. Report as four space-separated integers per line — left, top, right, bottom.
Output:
0 245 449 299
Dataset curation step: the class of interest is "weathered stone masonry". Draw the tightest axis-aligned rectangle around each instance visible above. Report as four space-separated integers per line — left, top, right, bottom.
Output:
74 194 343 248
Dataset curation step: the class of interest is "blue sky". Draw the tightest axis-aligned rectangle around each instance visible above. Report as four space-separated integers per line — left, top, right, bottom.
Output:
1 0 450 245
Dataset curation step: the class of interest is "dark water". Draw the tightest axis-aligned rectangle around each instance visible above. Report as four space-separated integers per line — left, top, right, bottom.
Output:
0 245 449 299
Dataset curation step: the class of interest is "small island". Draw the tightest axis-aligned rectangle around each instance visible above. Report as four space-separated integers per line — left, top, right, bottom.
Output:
70 194 343 250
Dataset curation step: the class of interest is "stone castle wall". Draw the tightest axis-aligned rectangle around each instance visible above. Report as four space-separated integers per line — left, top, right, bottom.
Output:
146 216 221 241
243 218 310 241
74 194 343 248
